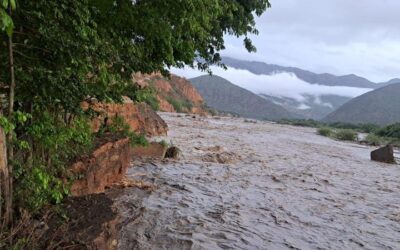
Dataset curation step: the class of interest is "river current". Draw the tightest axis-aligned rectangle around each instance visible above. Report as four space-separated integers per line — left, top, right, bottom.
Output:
116 113 400 250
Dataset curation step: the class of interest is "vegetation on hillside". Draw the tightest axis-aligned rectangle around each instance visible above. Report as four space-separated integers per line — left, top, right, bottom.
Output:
0 0 271 247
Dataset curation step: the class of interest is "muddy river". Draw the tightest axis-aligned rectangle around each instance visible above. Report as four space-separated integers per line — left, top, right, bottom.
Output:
116 113 400 250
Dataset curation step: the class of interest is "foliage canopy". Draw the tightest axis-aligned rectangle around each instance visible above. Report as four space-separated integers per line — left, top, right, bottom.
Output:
0 0 271 228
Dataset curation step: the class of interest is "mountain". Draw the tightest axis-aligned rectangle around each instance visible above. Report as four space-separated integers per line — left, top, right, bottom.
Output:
218 57 400 120
381 78 400 86
323 83 400 125
190 75 297 121
260 94 350 120
222 57 381 88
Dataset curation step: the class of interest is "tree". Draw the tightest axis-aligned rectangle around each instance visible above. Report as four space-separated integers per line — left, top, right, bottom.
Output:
89 0 271 74
0 0 271 227
0 0 16 227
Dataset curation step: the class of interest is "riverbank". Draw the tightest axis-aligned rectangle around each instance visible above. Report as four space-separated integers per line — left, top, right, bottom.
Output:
115 112 400 249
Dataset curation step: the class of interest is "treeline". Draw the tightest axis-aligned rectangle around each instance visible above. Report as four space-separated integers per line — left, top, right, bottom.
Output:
0 0 271 247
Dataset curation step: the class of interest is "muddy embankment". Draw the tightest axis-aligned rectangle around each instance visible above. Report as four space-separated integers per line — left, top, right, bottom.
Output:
115 113 400 250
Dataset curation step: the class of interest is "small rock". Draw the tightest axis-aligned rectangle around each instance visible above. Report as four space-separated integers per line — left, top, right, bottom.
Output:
371 145 396 164
165 146 181 159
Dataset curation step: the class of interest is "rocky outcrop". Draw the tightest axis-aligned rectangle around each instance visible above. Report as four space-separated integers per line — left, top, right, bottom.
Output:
133 73 208 115
135 102 168 136
157 96 175 112
70 137 132 196
82 96 168 136
371 145 396 164
72 95 169 195
132 142 168 161
168 74 204 105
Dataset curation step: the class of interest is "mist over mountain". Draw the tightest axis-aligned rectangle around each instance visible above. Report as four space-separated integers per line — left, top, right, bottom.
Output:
219 57 399 119
173 57 399 120
323 83 400 125
190 75 297 121
259 94 350 120
222 57 381 89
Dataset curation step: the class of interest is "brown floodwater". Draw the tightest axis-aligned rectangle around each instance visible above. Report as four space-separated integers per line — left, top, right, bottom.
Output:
116 113 400 250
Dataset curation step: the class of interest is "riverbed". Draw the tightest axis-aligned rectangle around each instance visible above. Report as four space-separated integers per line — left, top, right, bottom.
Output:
116 113 400 249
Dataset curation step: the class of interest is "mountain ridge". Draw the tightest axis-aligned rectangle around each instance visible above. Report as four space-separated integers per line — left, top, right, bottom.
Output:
323 83 400 125
222 57 396 89
190 75 298 121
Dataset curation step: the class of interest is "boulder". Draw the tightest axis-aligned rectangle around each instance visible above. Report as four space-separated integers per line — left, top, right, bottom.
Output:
70 137 132 196
131 142 168 161
165 146 181 159
371 145 396 164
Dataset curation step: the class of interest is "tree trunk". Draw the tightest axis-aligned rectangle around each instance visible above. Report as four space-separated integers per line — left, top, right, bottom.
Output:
5 1 15 226
0 125 10 226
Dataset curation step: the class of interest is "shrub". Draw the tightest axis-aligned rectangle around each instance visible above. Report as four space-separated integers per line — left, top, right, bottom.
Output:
365 134 383 146
107 116 148 147
376 123 400 139
126 86 160 111
14 113 93 212
277 119 320 128
330 122 380 133
317 127 332 137
159 140 169 148
166 97 183 113
334 129 357 141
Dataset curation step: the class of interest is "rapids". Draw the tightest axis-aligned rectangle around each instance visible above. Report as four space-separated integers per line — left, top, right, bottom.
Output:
116 113 400 250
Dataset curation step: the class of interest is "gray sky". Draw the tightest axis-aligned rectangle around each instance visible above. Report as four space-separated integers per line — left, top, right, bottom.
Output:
221 0 400 82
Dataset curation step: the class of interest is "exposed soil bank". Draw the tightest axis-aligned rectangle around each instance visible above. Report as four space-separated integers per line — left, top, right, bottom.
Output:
116 113 400 249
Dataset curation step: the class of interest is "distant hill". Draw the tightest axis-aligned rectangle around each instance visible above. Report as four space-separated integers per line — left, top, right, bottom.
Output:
190 75 297 121
323 83 400 125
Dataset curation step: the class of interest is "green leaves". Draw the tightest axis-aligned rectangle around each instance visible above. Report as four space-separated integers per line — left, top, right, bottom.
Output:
0 0 16 36
0 0 271 215
89 0 271 73
1 0 16 10
0 115 14 133
0 8 13 36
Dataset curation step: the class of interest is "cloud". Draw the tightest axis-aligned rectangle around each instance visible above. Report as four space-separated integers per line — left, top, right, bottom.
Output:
219 0 400 82
298 103 311 110
172 66 373 104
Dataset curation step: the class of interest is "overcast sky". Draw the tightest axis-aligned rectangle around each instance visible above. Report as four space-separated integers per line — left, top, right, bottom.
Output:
220 0 400 82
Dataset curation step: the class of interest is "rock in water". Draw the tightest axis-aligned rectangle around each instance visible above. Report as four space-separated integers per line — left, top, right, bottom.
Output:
165 146 181 159
371 145 396 164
